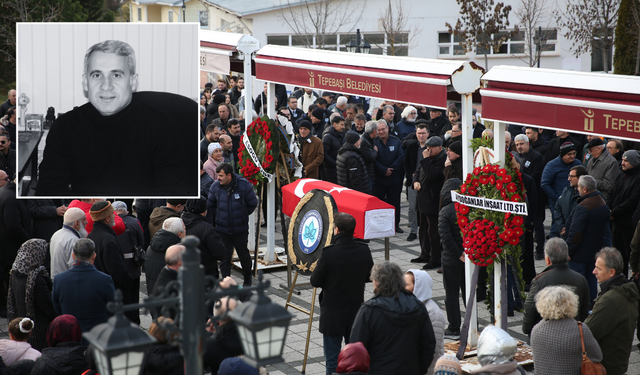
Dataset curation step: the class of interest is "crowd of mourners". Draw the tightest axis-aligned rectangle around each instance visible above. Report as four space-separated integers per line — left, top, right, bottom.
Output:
1 73 640 375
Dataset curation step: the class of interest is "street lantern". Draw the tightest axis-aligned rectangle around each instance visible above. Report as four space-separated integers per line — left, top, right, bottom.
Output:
84 291 157 375
345 29 371 54
345 38 358 53
230 280 293 368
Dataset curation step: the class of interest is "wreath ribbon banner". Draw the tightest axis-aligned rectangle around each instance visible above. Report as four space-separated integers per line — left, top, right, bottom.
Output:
451 191 528 215
243 135 273 182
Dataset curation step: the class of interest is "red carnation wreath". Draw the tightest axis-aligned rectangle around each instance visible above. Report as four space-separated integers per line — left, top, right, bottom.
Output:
237 116 276 186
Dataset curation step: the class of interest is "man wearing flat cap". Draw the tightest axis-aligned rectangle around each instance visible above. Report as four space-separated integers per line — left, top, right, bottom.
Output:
413 136 446 270
541 142 582 238
87 200 138 323
586 137 619 201
297 120 324 179
608 150 640 277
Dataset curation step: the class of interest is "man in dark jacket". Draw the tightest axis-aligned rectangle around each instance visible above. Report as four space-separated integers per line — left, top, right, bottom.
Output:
443 141 463 182
150 244 183 319
427 108 450 140
87 201 137 323
350 261 436 375
565 176 612 303
148 199 185 240
374 121 404 232
322 116 346 184
310 212 374 375
203 297 244 374
403 121 429 241
145 217 185 296
336 131 370 194
554 165 587 240
438 178 464 339
586 247 639 375
26 199 66 242
207 163 258 286
525 127 548 157
182 198 225 278
546 131 582 164
522 238 591 335
413 136 446 269
52 238 115 333
113 201 143 325
608 150 640 277
359 121 378 186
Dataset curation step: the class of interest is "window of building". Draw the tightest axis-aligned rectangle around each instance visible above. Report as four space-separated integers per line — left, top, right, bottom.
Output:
591 28 614 72
168 10 173 22
266 32 409 56
137 8 142 21
437 29 557 57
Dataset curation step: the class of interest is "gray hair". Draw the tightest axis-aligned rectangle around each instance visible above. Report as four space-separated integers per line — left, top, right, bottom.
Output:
544 237 568 264
364 121 378 134
370 261 406 297
578 175 597 192
596 247 624 274
401 105 417 119
336 96 348 107
383 105 394 114
505 131 512 141
200 105 206 114
73 238 95 261
535 285 579 320
377 119 388 128
514 134 529 143
84 40 136 76
162 217 185 236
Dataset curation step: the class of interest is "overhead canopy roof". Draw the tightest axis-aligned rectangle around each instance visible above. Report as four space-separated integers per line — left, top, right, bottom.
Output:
199 30 246 73
481 66 640 141
255 45 482 109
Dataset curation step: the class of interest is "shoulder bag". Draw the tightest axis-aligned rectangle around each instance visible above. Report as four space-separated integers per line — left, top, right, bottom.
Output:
578 321 607 375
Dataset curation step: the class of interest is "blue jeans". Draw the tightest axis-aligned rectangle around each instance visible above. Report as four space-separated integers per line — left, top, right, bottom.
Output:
568 260 597 305
323 334 347 375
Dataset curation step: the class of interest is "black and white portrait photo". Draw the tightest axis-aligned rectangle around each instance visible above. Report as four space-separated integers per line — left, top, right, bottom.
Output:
17 23 200 198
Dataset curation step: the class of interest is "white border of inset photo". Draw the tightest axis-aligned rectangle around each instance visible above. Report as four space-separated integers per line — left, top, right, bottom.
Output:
16 22 200 199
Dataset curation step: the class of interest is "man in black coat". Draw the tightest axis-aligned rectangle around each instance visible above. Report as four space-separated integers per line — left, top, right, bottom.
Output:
203 297 244 374
403 121 429 242
413 136 446 269
522 238 591 336
145 217 185 296
359 121 378 186
336 131 370 194
87 201 137 323
310 213 374 375
181 198 225 278
427 108 450 140
26 199 67 242
113 201 143 323
150 244 183 319
322 116 346 184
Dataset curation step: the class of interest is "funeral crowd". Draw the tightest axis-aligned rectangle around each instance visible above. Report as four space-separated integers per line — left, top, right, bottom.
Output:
0 70 639 375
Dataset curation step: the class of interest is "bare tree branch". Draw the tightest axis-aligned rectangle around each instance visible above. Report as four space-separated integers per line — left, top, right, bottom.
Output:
514 0 549 67
375 0 422 56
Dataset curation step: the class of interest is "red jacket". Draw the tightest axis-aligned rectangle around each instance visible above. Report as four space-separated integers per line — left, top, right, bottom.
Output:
68 200 126 235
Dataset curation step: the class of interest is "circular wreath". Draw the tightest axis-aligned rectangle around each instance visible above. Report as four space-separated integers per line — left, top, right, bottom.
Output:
237 116 277 186
455 151 527 267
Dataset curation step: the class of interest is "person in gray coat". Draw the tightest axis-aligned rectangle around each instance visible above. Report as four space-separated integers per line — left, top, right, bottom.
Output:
585 138 620 201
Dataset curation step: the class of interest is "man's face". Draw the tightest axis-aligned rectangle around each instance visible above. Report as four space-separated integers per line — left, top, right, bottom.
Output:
404 273 414 293
311 115 321 124
0 170 8 188
589 145 604 159
448 111 459 123
263 84 268 93
354 119 365 131
200 111 206 121
377 123 388 140
346 109 356 121
238 79 244 89
304 88 313 95
515 140 530 154
525 128 538 142
221 136 232 151
217 81 226 90
428 145 442 157
429 109 441 120
230 80 236 88
208 128 221 142
607 141 619 156
323 95 333 105
218 105 229 121
0 136 9 154
562 150 576 164
333 121 345 133
556 130 568 138
299 127 310 138
622 158 633 171
447 149 459 161
218 170 233 185
568 170 579 188
230 124 240 136
383 108 394 123
83 52 138 116
593 256 615 283
505 137 511 149
416 128 429 144
288 98 298 110
317 102 326 109
451 125 461 138
8 90 16 106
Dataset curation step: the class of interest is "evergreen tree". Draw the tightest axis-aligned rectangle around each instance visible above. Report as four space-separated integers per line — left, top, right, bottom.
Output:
613 0 640 75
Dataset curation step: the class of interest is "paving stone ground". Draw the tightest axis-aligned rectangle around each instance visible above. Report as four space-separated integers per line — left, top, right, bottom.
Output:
2 198 637 374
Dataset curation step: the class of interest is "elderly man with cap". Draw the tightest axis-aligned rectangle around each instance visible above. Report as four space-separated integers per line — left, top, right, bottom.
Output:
336 131 370 194
586 137 620 201
49 207 88 279
541 142 582 238
87 201 138 323
443 140 462 182
297 120 324 179
608 150 640 277
413 136 446 270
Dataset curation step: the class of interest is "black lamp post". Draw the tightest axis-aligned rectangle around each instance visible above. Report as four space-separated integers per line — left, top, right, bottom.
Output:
181 0 186 22
345 29 371 54
533 26 547 68
84 236 292 375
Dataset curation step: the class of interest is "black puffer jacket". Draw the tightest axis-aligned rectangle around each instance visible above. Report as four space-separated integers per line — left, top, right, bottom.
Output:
336 143 370 194
145 229 181 296
322 126 345 179
181 211 226 278
428 115 450 139
143 344 184 375
30 343 87 375
359 132 377 180
438 179 463 268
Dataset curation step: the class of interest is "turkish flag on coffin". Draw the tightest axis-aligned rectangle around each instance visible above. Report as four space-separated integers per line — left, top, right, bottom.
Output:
282 179 396 240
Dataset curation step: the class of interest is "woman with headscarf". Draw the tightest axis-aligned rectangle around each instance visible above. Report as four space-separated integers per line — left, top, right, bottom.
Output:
7 239 58 351
30 315 88 375
333 342 370 374
203 142 223 181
